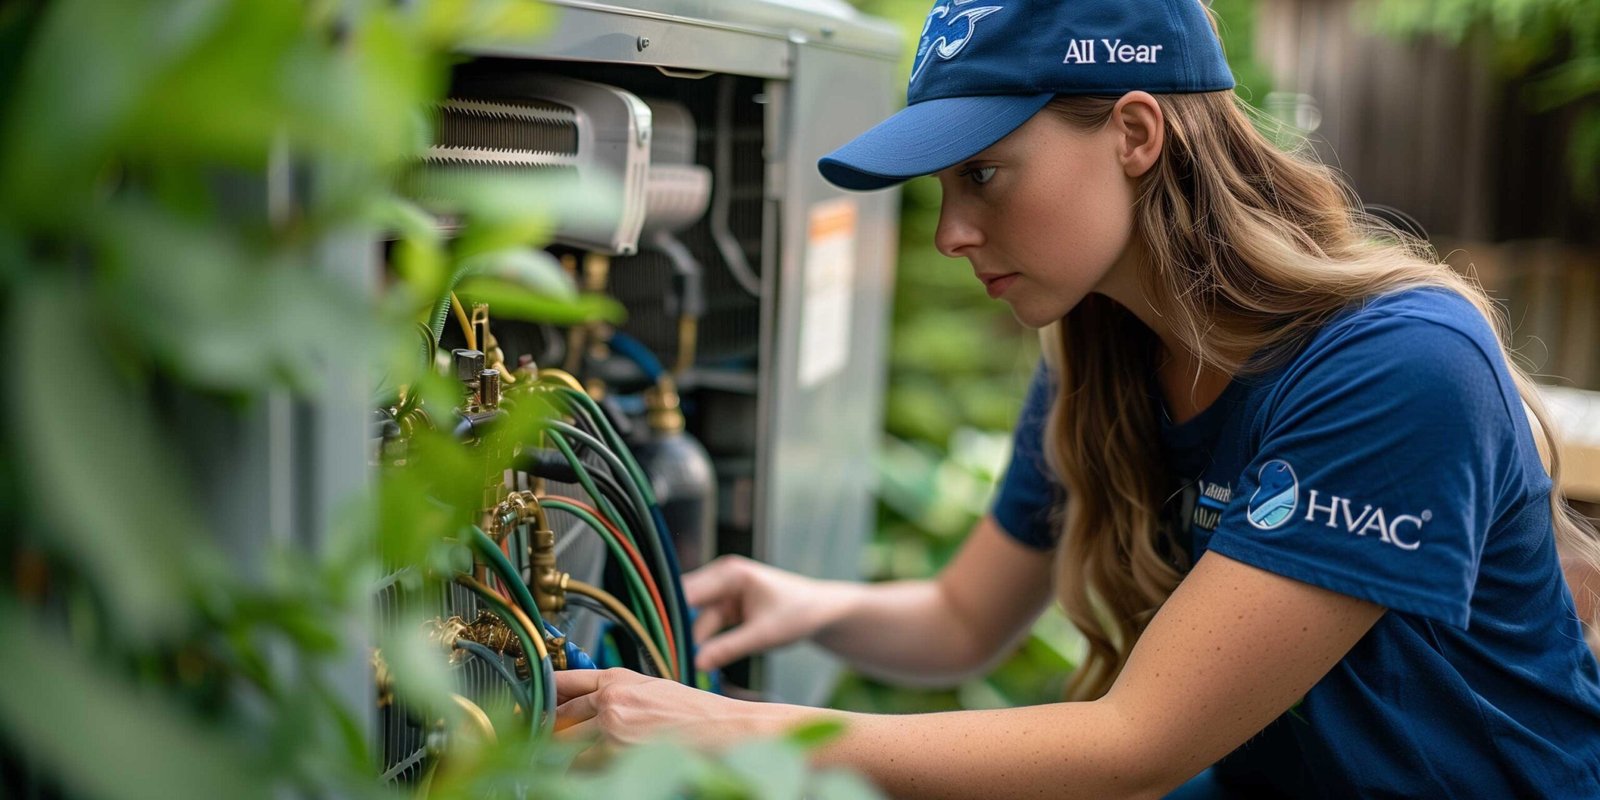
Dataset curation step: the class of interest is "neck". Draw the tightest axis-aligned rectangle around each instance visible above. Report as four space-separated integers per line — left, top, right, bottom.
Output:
1091 253 1232 424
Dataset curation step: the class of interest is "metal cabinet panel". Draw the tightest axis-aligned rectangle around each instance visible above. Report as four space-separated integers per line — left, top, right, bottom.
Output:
757 39 901 706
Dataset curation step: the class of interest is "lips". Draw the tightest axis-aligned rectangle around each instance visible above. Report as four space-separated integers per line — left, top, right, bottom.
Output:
978 272 1020 299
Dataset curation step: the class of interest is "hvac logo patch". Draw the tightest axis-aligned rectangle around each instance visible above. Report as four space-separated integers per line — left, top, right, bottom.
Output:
1246 459 1298 530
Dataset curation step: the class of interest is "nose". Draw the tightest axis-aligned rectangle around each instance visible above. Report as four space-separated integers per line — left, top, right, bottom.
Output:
934 198 983 259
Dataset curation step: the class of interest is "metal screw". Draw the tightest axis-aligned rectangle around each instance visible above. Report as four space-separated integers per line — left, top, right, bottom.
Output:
636 36 650 51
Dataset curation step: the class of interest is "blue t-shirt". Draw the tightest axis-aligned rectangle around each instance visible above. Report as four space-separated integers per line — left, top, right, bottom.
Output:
991 287 1600 797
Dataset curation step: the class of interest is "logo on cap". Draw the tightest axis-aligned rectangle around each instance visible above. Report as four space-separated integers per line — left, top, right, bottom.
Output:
911 0 1005 84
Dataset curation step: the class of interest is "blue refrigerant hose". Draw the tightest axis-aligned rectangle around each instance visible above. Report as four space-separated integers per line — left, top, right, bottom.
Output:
608 330 666 382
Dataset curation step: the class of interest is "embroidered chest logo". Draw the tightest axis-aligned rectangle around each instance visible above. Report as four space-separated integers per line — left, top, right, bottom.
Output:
1062 38 1165 64
911 0 1004 84
1246 459 1432 550
1190 480 1232 533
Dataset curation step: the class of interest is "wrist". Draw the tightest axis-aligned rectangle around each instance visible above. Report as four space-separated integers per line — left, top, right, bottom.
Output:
743 699 851 741
808 577 870 641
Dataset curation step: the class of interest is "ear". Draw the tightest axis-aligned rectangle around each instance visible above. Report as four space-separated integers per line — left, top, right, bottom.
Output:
1111 91 1164 178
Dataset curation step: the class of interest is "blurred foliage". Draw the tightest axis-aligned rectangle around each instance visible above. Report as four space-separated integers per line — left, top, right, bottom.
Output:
1362 0 1600 197
0 1 871 798
832 0 1272 714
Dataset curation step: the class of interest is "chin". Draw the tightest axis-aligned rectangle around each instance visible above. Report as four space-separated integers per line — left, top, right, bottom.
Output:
1007 294 1082 329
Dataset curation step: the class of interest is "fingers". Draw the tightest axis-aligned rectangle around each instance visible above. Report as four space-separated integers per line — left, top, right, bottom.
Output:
692 604 728 646
555 693 597 734
553 667 605 703
695 618 784 672
683 555 748 607
558 717 601 742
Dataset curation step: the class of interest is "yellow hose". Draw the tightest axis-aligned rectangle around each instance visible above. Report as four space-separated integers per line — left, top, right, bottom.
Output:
449 693 497 744
568 578 673 678
450 293 476 350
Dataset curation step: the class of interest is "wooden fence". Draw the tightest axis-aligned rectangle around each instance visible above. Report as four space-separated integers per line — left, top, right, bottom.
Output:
1252 0 1599 496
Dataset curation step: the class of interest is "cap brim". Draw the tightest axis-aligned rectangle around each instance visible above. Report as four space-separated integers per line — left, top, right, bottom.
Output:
818 93 1053 191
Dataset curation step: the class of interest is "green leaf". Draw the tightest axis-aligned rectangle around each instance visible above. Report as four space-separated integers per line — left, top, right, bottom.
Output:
1527 55 1600 110
93 202 385 395
0 599 270 800
456 278 625 325
457 247 577 301
1568 107 1600 199
956 678 1011 710
0 0 228 222
377 611 457 723
785 717 848 748
806 768 886 800
406 170 621 257
719 738 809 800
418 0 556 50
117 1 309 168
583 740 709 800
0 223 22 287
8 278 209 641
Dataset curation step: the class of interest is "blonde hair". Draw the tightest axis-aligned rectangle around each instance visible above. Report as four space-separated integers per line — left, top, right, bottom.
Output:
1037 89 1600 701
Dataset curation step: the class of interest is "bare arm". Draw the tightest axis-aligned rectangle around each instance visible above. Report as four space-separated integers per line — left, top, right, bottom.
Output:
685 515 1054 683
815 514 1056 684
796 550 1384 798
558 549 1383 797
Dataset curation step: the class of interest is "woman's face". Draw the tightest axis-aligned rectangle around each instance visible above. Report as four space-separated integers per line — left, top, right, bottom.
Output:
932 99 1154 329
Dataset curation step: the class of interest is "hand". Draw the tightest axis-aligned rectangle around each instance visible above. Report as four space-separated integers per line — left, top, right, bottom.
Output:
554 667 785 750
683 555 858 672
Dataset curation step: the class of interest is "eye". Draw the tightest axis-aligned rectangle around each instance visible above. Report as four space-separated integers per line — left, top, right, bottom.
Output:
959 165 997 186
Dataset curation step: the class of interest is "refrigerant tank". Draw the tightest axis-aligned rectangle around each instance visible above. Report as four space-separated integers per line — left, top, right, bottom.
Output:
636 377 717 571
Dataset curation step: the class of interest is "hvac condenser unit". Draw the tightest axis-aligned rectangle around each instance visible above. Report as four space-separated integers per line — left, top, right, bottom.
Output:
376 0 903 783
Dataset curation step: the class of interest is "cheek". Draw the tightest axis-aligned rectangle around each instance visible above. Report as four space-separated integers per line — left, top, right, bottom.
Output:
1007 161 1135 321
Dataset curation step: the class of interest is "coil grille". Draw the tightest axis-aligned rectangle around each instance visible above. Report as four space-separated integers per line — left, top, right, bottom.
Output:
434 99 578 154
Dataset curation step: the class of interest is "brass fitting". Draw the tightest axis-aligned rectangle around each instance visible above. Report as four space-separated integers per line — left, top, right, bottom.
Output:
462 610 520 655
372 649 394 709
675 315 698 375
478 369 501 408
396 405 432 437
470 302 515 386
644 375 685 434
546 636 568 671
510 490 567 615
460 610 530 680
513 354 539 385
424 616 471 664
530 524 569 615
582 252 610 294
485 494 523 540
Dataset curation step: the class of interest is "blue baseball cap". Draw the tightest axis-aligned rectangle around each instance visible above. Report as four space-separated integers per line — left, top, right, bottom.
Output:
818 0 1235 190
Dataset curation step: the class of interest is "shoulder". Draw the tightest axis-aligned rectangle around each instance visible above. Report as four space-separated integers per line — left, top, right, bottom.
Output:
1269 287 1515 422
1305 286 1497 361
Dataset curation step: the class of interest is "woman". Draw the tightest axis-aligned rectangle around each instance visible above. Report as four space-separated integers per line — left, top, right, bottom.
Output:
554 0 1600 795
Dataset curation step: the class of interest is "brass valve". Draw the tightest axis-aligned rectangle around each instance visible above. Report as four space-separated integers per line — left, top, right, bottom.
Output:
424 616 471 663
470 303 515 386
459 610 530 680
644 375 686 434
483 490 566 615
372 649 394 709
461 611 521 656
546 635 568 671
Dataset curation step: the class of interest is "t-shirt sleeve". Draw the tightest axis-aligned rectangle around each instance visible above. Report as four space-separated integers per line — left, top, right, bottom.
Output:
1206 316 1515 628
991 361 1066 550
